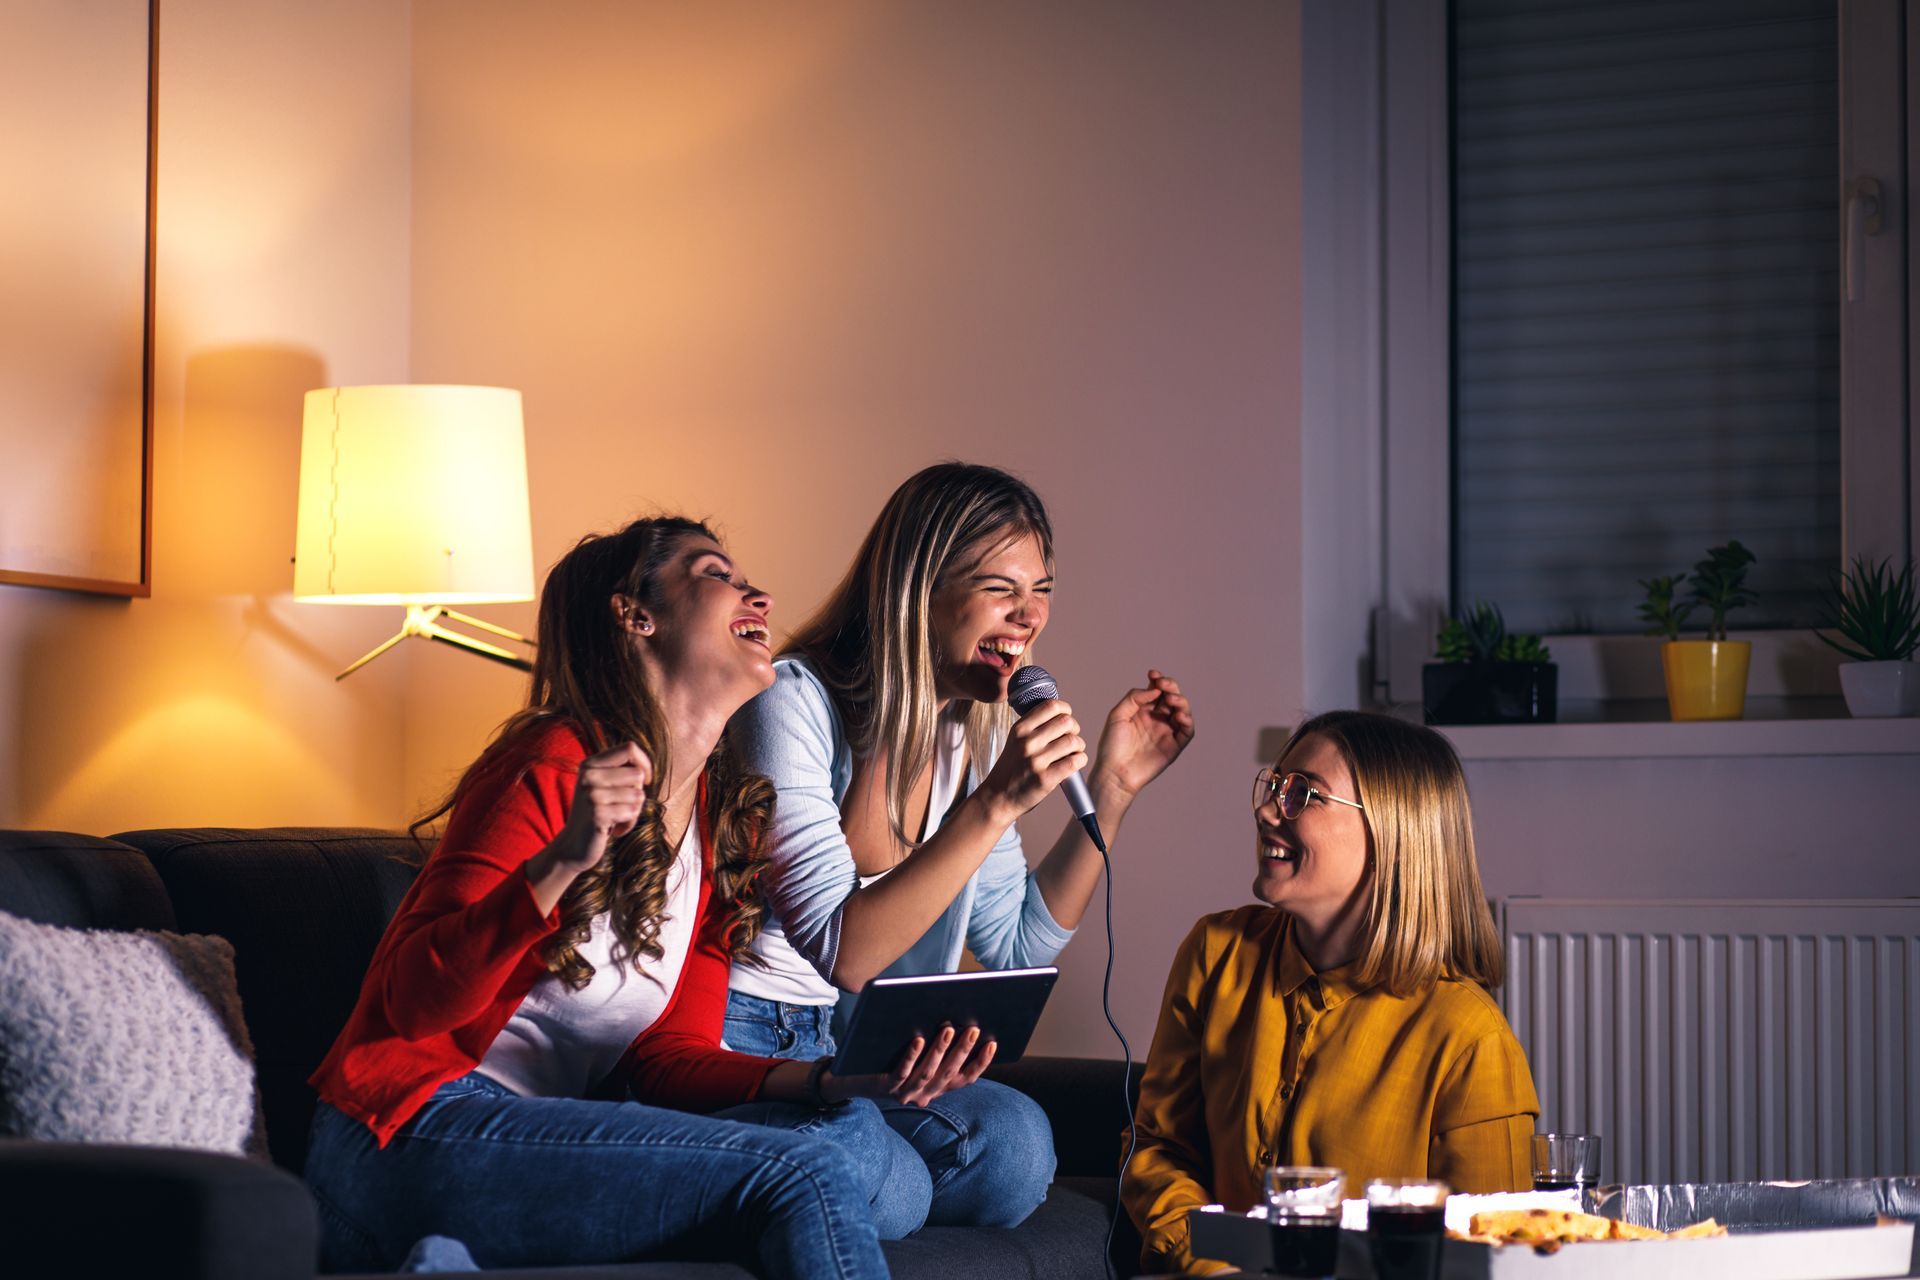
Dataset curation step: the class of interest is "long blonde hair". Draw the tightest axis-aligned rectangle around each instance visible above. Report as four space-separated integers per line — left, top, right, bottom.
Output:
783 463 1054 848
1280 710 1503 997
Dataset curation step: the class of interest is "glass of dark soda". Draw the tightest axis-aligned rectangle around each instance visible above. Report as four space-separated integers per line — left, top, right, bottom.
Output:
1364 1179 1449 1280
1263 1165 1344 1278
1530 1133 1601 1193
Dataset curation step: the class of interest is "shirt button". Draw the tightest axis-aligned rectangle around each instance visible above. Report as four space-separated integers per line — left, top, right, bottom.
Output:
1258 1148 1272 1165
1280 1083 1294 1101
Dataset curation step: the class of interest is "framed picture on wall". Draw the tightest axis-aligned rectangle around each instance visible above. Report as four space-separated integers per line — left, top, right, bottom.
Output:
0 0 157 597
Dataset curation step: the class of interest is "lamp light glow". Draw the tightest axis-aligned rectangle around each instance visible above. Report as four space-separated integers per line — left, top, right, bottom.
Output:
294 385 536 678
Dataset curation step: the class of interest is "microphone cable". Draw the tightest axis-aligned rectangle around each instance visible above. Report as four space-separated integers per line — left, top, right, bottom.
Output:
1006 667 1134 1275
1089 827 1135 1280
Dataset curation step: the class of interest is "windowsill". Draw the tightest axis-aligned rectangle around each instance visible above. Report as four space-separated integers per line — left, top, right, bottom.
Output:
1437 702 1920 760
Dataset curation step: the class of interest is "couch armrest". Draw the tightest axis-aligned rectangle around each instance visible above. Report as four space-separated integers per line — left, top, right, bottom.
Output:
987 1054 1141 1179
0 1141 316 1280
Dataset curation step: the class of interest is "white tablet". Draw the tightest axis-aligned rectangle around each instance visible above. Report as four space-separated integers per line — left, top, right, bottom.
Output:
830 967 1059 1077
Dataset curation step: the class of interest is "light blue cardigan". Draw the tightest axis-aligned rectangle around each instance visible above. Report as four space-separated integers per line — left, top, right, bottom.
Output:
729 657 1074 1000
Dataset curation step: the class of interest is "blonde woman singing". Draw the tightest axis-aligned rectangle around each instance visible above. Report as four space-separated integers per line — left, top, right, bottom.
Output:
1123 711 1538 1274
724 462 1195 1229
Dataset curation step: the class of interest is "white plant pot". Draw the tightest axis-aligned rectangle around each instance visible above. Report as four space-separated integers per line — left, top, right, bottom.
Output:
1838 660 1920 717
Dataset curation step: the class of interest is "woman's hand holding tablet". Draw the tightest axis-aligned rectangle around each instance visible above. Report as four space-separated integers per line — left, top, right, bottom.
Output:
816 1024 999 1108
830 968 1059 1080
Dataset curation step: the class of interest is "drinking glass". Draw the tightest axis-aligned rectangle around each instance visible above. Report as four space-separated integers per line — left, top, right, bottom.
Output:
1365 1179 1448 1280
1264 1165 1344 1278
1531 1133 1602 1191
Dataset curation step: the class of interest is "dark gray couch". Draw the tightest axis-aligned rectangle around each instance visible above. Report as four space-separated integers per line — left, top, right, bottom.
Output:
0 827 1144 1279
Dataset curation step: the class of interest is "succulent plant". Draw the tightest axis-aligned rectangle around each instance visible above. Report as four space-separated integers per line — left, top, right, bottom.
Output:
1637 573 1694 641
1819 556 1920 663
1435 602 1551 665
1641 541 1759 641
1436 602 1504 663
1688 540 1757 641
1435 623 1474 663
1495 633 1553 664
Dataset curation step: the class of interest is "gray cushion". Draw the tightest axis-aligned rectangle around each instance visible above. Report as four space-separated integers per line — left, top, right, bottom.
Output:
0 909 264 1157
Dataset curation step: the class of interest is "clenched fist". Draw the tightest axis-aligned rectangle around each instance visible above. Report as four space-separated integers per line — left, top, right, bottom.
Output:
554 741 652 872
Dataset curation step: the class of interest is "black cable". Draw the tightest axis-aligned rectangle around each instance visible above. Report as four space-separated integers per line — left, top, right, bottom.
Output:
1092 831 1135 1280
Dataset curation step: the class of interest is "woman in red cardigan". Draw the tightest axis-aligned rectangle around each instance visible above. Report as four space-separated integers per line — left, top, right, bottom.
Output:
305 517 990 1277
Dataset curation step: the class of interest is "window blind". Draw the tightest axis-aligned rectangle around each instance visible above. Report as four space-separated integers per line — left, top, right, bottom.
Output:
1452 0 1840 635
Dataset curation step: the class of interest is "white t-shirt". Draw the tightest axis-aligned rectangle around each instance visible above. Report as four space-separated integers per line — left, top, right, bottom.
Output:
479 821 703 1097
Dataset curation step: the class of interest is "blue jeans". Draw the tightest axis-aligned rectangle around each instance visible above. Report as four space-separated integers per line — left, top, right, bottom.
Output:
304 1073 888 1279
725 989 1056 1228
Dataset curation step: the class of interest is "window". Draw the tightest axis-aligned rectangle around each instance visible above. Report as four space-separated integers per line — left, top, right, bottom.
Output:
1454 0 1841 635
1317 0 1914 707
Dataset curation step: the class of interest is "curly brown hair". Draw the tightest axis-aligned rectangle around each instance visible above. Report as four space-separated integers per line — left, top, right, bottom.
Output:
415 516 774 989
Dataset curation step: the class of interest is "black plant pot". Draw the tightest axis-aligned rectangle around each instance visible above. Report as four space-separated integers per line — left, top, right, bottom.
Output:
1422 661 1558 726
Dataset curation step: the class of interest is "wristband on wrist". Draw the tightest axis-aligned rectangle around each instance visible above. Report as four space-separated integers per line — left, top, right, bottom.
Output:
805 1054 845 1110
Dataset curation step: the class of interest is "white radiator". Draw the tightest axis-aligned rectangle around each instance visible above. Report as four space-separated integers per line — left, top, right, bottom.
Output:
1499 899 1920 1186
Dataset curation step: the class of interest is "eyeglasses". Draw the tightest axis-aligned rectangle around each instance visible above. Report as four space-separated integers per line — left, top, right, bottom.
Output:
1252 768 1364 820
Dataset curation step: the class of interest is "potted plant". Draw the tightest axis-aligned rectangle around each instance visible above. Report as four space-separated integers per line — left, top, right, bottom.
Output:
1817 556 1920 717
1422 601 1557 725
1639 540 1756 721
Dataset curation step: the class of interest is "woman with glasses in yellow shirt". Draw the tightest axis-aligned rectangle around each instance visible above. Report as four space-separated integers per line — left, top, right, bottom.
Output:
1122 711 1538 1275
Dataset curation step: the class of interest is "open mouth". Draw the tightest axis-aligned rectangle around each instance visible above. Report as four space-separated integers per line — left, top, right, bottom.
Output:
730 618 770 647
976 636 1026 673
1259 840 1299 865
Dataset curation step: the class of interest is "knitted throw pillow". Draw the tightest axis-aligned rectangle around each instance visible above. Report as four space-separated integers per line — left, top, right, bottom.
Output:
0 910 265 1157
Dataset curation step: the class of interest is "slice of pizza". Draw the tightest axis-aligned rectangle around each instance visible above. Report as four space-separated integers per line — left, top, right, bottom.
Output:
1606 1219 1667 1240
1461 1209 1730 1248
1468 1208 1614 1245
1668 1218 1727 1239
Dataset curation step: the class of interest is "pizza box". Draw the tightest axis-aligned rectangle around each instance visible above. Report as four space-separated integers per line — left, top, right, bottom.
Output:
1187 1181 1920 1279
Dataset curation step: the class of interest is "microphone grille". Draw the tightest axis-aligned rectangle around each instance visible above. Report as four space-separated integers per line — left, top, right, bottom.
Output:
1007 664 1057 713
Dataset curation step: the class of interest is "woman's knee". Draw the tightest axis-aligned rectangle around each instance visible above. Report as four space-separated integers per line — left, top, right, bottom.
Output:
973 1084 1056 1213
305 1105 387 1268
813 1100 932 1238
908 1081 1055 1228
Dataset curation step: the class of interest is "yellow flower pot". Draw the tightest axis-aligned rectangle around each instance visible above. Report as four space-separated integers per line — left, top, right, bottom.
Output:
1661 640 1752 720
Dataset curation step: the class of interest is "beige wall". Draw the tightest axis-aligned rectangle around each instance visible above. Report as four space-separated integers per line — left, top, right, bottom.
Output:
1 0 1308 1056
407 0 1306 1055
0 0 414 833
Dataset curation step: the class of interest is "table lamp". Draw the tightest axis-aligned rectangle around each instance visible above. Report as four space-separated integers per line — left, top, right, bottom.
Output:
294 384 536 679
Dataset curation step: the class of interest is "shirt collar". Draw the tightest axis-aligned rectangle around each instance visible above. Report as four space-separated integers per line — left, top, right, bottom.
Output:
1274 914 1369 1010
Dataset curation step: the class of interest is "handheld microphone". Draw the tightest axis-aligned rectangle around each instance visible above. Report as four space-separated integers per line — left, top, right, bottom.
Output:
1007 664 1106 854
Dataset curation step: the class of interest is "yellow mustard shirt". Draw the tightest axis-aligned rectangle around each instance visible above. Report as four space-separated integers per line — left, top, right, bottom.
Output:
1122 906 1539 1275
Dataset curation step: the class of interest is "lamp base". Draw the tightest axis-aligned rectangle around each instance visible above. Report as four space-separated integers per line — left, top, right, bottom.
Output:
337 605 535 679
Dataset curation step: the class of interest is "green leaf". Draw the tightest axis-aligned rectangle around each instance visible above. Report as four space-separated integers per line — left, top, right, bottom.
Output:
1822 556 1920 662
1637 574 1693 641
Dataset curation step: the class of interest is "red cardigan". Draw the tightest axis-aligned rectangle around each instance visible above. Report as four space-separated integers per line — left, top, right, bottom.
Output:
310 721 782 1147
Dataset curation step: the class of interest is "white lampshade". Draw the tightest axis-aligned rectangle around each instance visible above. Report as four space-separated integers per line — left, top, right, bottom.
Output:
294 385 534 605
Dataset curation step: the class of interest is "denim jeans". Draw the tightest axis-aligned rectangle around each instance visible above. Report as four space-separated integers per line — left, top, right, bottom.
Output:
304 1073 888 1279
725 989 1057 1228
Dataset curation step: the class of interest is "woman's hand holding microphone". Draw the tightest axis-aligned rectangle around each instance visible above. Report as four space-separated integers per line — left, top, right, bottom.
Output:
975 698 1088 827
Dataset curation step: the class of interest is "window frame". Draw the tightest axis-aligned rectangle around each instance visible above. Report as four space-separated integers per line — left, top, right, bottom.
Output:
1361 0 1915 709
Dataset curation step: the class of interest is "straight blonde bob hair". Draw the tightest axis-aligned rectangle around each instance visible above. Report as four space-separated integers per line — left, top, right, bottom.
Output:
783 462 1054 848
1278 710 1503 997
